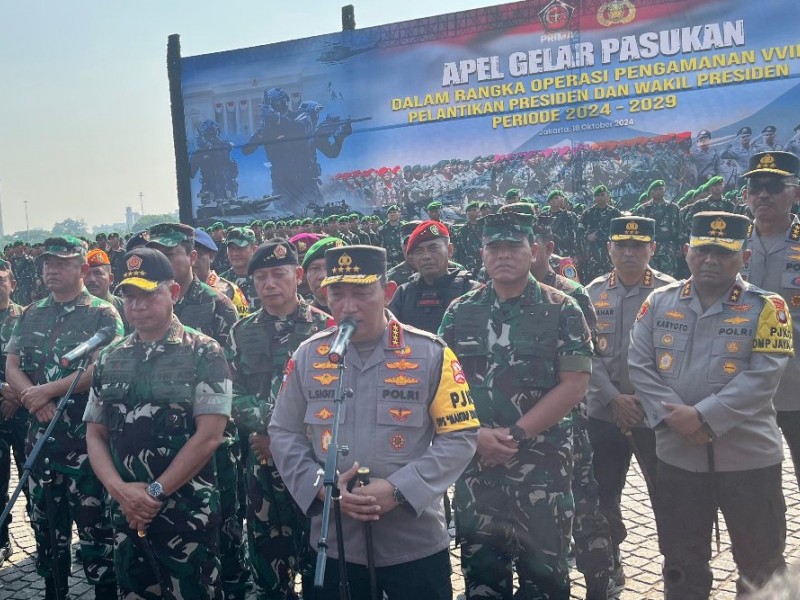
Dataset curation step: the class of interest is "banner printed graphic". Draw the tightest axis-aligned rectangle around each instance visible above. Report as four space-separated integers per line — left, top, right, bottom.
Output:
174 0 800 224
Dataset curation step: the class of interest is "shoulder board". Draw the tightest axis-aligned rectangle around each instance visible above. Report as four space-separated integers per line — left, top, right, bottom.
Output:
400 321 446 347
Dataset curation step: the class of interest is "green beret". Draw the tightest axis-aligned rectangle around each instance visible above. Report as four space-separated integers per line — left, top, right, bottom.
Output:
386 204 401 213
547 190 565 201
302 237 346 269
250 220 263 227
504 189 520 200
593 185 609 196
647 180 666 193
426 201 443 211
337 216 349 223
264 221 275 228
707 176 724 186
301 218 313 225
465 201 480 211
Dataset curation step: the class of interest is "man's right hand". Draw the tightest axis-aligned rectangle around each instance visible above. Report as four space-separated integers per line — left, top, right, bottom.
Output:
476 427 518 467
611 394 644 432
118 482 163 530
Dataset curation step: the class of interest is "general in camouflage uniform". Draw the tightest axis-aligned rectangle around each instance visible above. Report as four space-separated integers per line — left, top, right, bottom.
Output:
147 223 250 599
440 212 593 599
454 201 484 275
225 239 332 600
528 213 613 600
633 180 682 277
0 259 27 562
85 248 232 600
580 186 622 283
6 236 123 600
378 205 405 269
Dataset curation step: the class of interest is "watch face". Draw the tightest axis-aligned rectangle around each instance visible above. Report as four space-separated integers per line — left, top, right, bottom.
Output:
148 481 163 497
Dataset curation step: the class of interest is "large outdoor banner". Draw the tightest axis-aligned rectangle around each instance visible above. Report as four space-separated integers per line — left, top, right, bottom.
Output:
170 0 800 225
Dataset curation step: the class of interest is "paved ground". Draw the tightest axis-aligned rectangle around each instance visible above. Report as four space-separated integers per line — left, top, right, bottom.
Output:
0 451 797 599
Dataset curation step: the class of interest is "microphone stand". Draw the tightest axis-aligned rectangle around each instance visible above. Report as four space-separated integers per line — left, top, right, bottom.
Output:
314 356 352 600
0 360 89 600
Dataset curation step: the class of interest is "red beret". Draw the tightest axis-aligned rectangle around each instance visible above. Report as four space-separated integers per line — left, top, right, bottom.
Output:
86 248 110 267
406 220 450 253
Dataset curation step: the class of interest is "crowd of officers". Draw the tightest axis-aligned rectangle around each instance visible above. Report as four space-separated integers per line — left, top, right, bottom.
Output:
0 150 798 600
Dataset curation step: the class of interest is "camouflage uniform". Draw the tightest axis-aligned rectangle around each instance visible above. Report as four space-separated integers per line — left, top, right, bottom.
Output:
6 288 123 594
631 201 681 277
10 253 37 305
454 221 484 275
379 222 404 268
226 300 332 600
99 292 130 334
173 276 249 600
107 247 127 285
580 204 622 283
0 301 28 551
84 316 232 600
543 209 580 259
440 273 593 599
540 270 613 597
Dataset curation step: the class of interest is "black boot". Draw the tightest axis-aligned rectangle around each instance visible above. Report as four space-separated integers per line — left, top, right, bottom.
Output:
585 575 611 600
44 576 71 600
94 582 118 600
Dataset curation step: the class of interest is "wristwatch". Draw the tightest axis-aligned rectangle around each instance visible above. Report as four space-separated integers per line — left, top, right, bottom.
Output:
392 485 409 507
509 425 528 443
147 481 168 502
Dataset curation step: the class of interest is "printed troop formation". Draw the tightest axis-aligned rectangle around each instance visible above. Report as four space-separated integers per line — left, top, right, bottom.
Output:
0 150 798 600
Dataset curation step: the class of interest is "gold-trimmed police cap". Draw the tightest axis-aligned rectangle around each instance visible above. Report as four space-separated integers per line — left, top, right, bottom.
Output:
248 238 298 275
689 211 749 252
321 245 386 288
743 151 800 178
610 217 655 243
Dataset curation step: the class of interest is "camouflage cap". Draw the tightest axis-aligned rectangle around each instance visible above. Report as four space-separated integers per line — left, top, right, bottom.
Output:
480 212 534 243
42 236 86 259
610 217 655 243
321 245 387 288
86 248 111 267
499 202 536 216
226 227 257 247
147 223 195 248
248 238 298 275
302 236 345 269
117 247 175 292
689 211 749 252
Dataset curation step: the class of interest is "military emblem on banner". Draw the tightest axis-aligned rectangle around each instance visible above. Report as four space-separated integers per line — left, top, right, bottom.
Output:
598 0 636 27
538 0 574 32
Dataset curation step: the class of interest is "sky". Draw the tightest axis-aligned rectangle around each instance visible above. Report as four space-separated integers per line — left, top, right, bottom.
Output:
0 0 491 236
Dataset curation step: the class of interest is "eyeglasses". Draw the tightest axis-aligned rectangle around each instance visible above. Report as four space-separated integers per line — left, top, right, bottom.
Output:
747 179 798 195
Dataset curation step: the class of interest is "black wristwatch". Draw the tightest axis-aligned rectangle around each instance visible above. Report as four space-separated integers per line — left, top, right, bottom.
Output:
392 485 409 507
509 425 528 443
147 481 168 502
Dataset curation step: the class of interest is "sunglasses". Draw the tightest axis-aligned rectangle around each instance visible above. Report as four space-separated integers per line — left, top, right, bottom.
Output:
747 179 798 195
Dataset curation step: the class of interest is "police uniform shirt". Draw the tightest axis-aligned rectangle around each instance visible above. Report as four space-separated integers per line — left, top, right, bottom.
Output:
741 217 800 411
269 315 479 568
628 276 793 472
586 268 676 423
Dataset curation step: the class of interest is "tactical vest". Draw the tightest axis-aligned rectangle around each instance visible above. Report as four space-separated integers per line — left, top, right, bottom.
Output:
175 295 215 337
17 304 96 449
400 272 473 334
99 341 218 532
451 301 559 426
236 318 318 402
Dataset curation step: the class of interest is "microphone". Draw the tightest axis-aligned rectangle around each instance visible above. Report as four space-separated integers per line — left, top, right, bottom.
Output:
59 327 116 367
328 318 357 364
